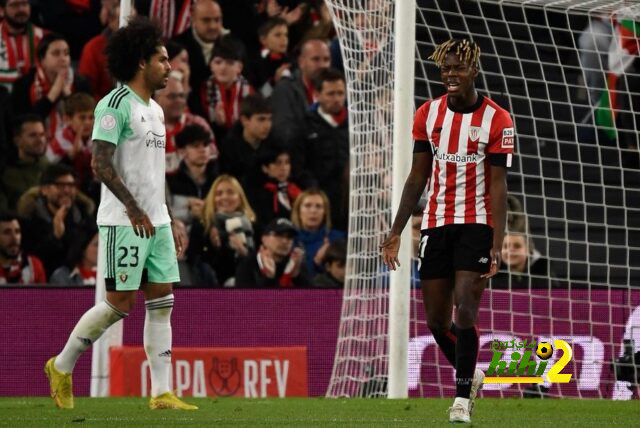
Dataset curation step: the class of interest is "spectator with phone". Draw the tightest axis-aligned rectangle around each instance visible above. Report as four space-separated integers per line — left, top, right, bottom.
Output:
194 174 256 286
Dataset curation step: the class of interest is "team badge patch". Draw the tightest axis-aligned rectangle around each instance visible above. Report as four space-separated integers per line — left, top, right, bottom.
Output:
468 126 481 142
501 128 514 148
100 114 116 130
119 272 128 283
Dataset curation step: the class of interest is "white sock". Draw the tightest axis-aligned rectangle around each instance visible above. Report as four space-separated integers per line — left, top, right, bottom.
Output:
54 301 127 373
454 397 470 410
144 294 174 397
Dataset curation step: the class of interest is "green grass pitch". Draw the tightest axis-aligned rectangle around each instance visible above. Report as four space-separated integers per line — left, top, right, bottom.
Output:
0 397 637 427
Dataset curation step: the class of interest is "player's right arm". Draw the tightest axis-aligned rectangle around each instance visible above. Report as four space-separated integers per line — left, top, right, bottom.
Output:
91 97 154 238
381 151 432 270
381 102 433 270
92 140 155 238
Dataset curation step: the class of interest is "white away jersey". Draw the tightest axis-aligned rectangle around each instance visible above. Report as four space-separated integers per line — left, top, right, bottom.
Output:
92 85 171 226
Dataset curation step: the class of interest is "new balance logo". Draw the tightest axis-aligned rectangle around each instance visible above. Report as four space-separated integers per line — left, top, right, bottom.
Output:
158 350 172 358
77 336 92 346
478 257 489 264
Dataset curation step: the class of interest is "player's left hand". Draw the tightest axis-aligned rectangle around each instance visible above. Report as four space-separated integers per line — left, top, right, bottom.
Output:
481 247 501 278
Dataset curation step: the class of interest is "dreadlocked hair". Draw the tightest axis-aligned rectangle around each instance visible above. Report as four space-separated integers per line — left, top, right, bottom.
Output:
428 38 480 68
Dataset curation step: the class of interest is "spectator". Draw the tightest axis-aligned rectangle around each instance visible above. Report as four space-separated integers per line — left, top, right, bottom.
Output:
0 0 46 90
18 163 94 277
219 94 275 182
200 36 254 141
491 232 560 289
250 17 292 97
0 211 46 284
11 32 89 138
171 218 218 287
172 0 228 115
78 0 121 100
245 143 301 231
49 226 98 286
165 39 192 96
298 68 349 229
46 93 96 194
195 174 256 286
167 124 219 228
1 114 48 210
312 238 346 288
155 72 216 174
235 217 310 288
271 37 330 145
291 188 345 277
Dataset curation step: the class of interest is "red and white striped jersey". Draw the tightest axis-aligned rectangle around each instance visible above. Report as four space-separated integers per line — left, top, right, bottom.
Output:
413 94 514 229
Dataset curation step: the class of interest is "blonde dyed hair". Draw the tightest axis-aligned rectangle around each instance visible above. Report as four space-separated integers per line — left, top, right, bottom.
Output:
428 38 480 68
291 188 331 232
202 174 256 231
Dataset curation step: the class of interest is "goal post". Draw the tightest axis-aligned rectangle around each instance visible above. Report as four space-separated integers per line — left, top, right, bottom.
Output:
326 0 640 399
388 0 416 399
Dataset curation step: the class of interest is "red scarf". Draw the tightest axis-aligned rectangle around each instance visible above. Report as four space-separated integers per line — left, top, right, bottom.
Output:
263 181 302 213
202 77 253 128
256 252 296 288
261 47 284 61
0 253 46 284
65 0 90 12
318 106 348 128
332 107 348 126
150 0 191 38
303 77 315 105
74 265 97 285
0 21 44 84
30 66 65 137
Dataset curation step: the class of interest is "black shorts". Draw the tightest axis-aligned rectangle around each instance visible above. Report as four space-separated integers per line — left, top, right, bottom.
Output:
417 224 493 280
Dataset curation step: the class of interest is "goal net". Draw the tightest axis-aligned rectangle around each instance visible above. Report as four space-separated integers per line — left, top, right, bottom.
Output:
326 0 640 399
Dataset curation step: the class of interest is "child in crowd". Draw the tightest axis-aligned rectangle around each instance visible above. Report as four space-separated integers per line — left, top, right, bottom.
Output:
46 92 96 192
251 17 291 97
312 239 346 288
49 227 98 286
201 37 254 140
245 144 301 232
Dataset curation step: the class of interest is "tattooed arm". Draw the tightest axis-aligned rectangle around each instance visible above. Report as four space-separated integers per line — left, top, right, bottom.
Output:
91 140 155 238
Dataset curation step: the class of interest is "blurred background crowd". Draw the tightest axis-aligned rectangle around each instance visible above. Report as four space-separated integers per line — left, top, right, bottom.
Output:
0 0 349 288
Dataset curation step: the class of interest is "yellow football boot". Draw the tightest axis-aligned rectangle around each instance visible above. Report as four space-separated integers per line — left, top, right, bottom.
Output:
149 392 198 410
44 357 74 409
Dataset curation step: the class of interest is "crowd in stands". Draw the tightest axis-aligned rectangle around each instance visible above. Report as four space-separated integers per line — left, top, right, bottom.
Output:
0 0 347 288
0 1 634 290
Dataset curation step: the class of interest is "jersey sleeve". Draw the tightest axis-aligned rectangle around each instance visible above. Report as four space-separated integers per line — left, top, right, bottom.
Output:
487 109 515 167
412 102 430 141
92 100 128 145
487 110 515 154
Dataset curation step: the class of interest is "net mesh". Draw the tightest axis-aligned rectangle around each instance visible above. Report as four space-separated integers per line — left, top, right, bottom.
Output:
326 0 640 399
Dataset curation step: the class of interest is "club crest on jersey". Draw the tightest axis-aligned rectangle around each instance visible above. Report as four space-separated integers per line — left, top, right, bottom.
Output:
502 128 514 148
468 126 481 142
119 272 128 283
